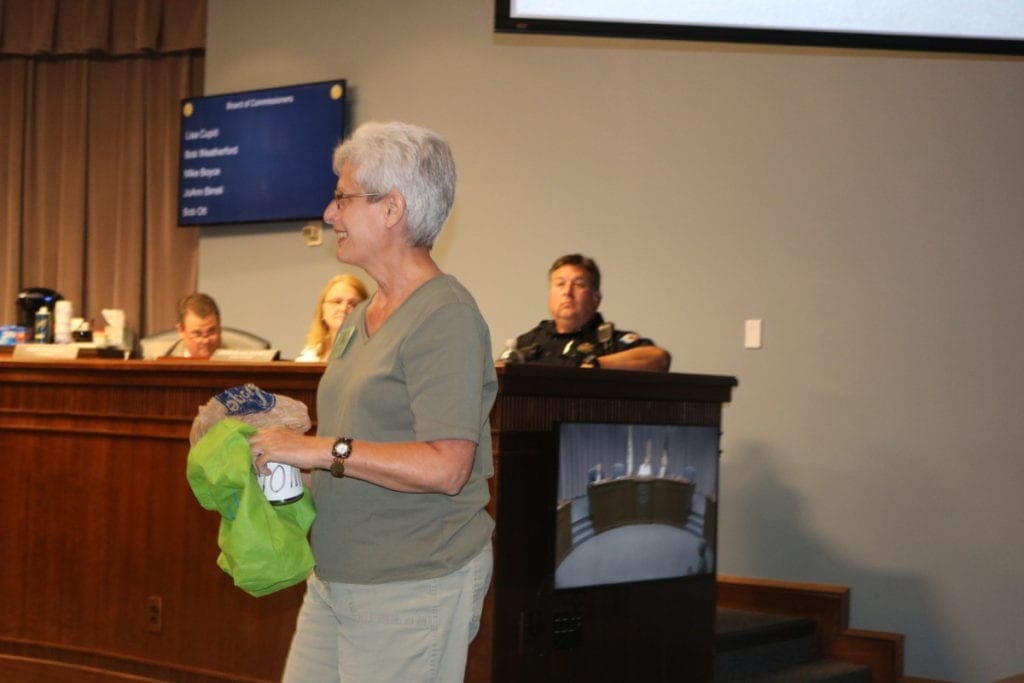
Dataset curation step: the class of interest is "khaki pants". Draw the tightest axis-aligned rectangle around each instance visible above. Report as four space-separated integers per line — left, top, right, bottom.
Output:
282 542 492 683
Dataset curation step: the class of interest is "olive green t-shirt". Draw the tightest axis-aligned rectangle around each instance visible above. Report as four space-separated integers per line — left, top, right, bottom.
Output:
311 274 496 583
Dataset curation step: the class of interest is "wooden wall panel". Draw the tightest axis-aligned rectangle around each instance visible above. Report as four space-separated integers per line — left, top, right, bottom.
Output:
1 359 321 682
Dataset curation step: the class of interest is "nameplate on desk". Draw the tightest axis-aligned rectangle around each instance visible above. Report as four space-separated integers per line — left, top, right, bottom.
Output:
210 348 280 362
12 344 80 359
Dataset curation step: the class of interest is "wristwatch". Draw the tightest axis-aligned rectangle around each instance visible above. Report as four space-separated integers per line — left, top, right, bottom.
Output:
330 436 353 478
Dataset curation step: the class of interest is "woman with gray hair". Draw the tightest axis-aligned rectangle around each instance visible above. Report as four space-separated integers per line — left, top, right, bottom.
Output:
248 121 496 682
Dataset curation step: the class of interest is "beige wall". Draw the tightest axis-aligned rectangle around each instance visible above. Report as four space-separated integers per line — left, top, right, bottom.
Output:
202 2 1024 680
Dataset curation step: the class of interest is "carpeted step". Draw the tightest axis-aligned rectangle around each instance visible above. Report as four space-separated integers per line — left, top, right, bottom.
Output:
716 608 819 652
714 608 870 682
717 658 871 683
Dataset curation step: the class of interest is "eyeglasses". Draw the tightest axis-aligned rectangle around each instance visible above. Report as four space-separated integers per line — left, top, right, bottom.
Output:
333 189 381 210
185 326 220 340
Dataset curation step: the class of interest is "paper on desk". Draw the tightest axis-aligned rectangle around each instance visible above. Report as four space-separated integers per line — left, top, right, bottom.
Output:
102 308 125 347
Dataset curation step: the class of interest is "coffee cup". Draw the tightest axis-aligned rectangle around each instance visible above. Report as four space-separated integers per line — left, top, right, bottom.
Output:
257 461 304 505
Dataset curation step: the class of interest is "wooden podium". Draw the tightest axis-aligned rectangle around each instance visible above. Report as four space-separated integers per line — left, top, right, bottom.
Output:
0 358 734 682
469 364 737 683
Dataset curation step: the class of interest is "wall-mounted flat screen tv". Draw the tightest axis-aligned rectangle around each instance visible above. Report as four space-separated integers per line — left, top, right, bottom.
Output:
178 80 346 226
554 421 719 591
496 1 1024 56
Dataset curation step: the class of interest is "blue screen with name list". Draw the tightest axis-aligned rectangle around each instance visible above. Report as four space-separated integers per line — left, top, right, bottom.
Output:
178 80 346 226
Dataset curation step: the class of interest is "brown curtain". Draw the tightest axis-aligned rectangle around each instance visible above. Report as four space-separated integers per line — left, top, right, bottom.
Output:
0 0 206 337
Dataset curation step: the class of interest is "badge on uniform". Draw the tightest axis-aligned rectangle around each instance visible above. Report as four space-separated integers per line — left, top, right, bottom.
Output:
330 325 356 360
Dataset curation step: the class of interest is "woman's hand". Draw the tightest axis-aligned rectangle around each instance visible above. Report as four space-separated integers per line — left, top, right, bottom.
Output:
249 428 478 496
247 427 334 475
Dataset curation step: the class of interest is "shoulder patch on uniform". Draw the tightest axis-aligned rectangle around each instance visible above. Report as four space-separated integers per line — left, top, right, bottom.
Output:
619 332 640 346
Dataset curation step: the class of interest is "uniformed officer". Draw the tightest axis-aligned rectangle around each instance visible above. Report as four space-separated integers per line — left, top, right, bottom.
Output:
506 254 671 372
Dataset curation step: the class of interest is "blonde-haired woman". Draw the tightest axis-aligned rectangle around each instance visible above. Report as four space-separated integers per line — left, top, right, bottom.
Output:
297 274 369 362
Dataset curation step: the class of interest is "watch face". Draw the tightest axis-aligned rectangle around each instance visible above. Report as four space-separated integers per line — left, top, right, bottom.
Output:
333 438 350 458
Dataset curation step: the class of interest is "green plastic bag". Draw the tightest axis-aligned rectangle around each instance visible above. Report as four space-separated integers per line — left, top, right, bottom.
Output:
187 418 316 597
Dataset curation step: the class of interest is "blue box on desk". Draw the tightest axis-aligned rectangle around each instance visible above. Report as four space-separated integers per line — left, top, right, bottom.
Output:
0 325 29 345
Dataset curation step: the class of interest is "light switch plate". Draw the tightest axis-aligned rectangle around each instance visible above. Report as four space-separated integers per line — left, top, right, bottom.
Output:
744 319 762 349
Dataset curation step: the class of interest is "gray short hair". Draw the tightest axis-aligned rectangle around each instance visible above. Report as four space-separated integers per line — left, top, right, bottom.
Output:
332 121 456 248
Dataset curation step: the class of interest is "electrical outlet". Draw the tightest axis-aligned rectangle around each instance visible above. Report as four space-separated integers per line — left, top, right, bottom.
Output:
146 596 162 633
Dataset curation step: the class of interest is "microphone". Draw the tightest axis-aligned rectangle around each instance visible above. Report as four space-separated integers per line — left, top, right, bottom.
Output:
597 322 614 354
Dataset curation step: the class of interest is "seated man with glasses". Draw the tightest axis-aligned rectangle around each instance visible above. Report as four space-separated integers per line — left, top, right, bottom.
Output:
170 292 224 359
501 254 671 372
140 292 271 360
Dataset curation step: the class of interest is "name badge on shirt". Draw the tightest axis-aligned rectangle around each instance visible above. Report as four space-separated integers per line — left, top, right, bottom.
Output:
330 325 356 360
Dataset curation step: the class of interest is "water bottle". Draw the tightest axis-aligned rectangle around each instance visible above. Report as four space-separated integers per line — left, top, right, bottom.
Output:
34 306 52 343
499 338 524 364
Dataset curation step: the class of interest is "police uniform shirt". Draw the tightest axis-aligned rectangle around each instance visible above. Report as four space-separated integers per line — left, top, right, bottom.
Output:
513 313 654 366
